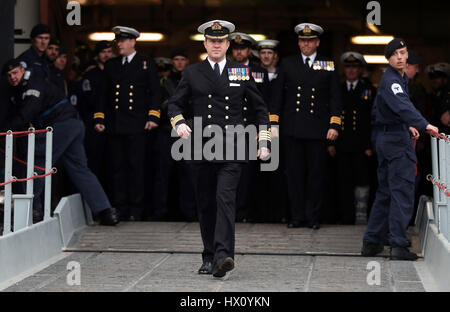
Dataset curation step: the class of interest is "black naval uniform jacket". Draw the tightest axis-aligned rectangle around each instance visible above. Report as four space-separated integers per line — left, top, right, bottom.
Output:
270 54 342 139
244 62 270 126
94 53 162 134
336 80 376 153
4 71 77 131
167 59 271 162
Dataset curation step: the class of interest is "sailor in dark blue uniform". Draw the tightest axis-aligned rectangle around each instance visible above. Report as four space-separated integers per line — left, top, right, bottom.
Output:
2 59 119 226
17 24 51 82
361 39 438 260
79 41 113 187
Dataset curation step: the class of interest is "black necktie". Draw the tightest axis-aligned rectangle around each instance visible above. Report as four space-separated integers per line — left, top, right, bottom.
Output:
305 57 311 68
214 63 220 77
123 58 129 66
350 83 354 91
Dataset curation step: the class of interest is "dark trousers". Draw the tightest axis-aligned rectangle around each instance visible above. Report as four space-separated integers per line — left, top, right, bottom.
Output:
283 137 326 224
84 121 107 190
153 129 196 220
363 130 416 247
336 151 370 224
190 161 242 269
33 118 110 217
236 159 258 221
107 132 146 218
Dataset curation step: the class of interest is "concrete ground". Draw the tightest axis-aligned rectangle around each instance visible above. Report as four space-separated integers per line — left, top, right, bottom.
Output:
2 222 433 292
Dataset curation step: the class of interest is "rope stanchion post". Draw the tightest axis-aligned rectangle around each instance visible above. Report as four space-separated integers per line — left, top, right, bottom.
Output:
43 127 53 221
3 131 13 235
446 136 450 239
430 134 440 225
26 128 35 226
439 133 448 237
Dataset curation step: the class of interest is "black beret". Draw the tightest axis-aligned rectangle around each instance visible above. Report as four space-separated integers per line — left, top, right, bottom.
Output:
30 24 51 39
94 40 112 55
407 50 420 65
2 59 22 75
385 38 407 59
170 48 188 59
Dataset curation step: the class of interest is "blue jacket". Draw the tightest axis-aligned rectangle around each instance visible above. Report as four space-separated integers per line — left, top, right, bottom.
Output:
372 65 429 132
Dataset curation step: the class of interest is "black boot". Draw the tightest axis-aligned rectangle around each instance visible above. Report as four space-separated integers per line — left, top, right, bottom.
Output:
390 245 418 261
361 240 384 256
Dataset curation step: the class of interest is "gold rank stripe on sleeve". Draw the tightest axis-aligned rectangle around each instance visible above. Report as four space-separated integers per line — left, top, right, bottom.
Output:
149 109 161 118
93 112 105 119
170 114 185 128
259 130 272 142
269 114 279 123
330 116 342 125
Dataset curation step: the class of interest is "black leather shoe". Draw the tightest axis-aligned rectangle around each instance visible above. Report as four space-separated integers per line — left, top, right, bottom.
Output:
287 221 306 228
390 246 418 261
213 257 235 278
96 208 120 226
308 222 320 230
361 240 384 256
198 262 212 275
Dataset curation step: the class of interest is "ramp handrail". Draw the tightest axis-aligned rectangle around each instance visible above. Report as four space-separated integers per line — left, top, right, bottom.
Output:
429 130 450 241
1 128 55 235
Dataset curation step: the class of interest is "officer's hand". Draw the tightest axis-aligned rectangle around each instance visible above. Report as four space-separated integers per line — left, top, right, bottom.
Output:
409 127 420 140
145 121 159 131
426 124 439 135
95 124 105 132
327 146 336 158
326 129 339 141
365 149 373 157
271 126 279 138
176 123 192 139
257 147 270 160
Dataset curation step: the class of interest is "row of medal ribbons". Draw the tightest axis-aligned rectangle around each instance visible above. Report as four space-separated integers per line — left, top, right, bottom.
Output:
313 61 335 71
228 68 250 81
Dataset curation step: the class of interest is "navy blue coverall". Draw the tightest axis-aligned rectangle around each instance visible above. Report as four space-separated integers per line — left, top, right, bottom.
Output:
363 65 429 247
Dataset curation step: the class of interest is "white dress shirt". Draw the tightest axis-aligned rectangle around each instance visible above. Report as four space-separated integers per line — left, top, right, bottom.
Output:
207 57 227 75
301 52 317 67
122 51 137 64
346 80 359 91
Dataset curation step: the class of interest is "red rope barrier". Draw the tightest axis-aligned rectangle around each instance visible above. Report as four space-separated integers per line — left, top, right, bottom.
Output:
427 174 450 197
0 169 55 187
0 129 50 137
0 147 46 171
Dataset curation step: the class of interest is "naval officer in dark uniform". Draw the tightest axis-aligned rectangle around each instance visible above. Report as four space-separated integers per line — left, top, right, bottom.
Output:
229 32 270 222
332 52 376 225
270 23 342 229
168 20 271 278
94 26 162 221
361 39 438 260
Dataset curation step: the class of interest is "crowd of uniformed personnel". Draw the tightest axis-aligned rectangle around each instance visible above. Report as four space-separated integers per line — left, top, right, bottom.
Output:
1 22 450 229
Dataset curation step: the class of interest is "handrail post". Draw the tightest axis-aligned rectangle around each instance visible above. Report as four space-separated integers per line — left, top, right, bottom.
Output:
3 131 13 235
431 135 440 228
43 128 53 221
26 128 35 226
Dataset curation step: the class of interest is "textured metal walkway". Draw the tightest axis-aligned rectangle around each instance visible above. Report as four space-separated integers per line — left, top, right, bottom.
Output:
3 223 432 292
67 222 380 256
